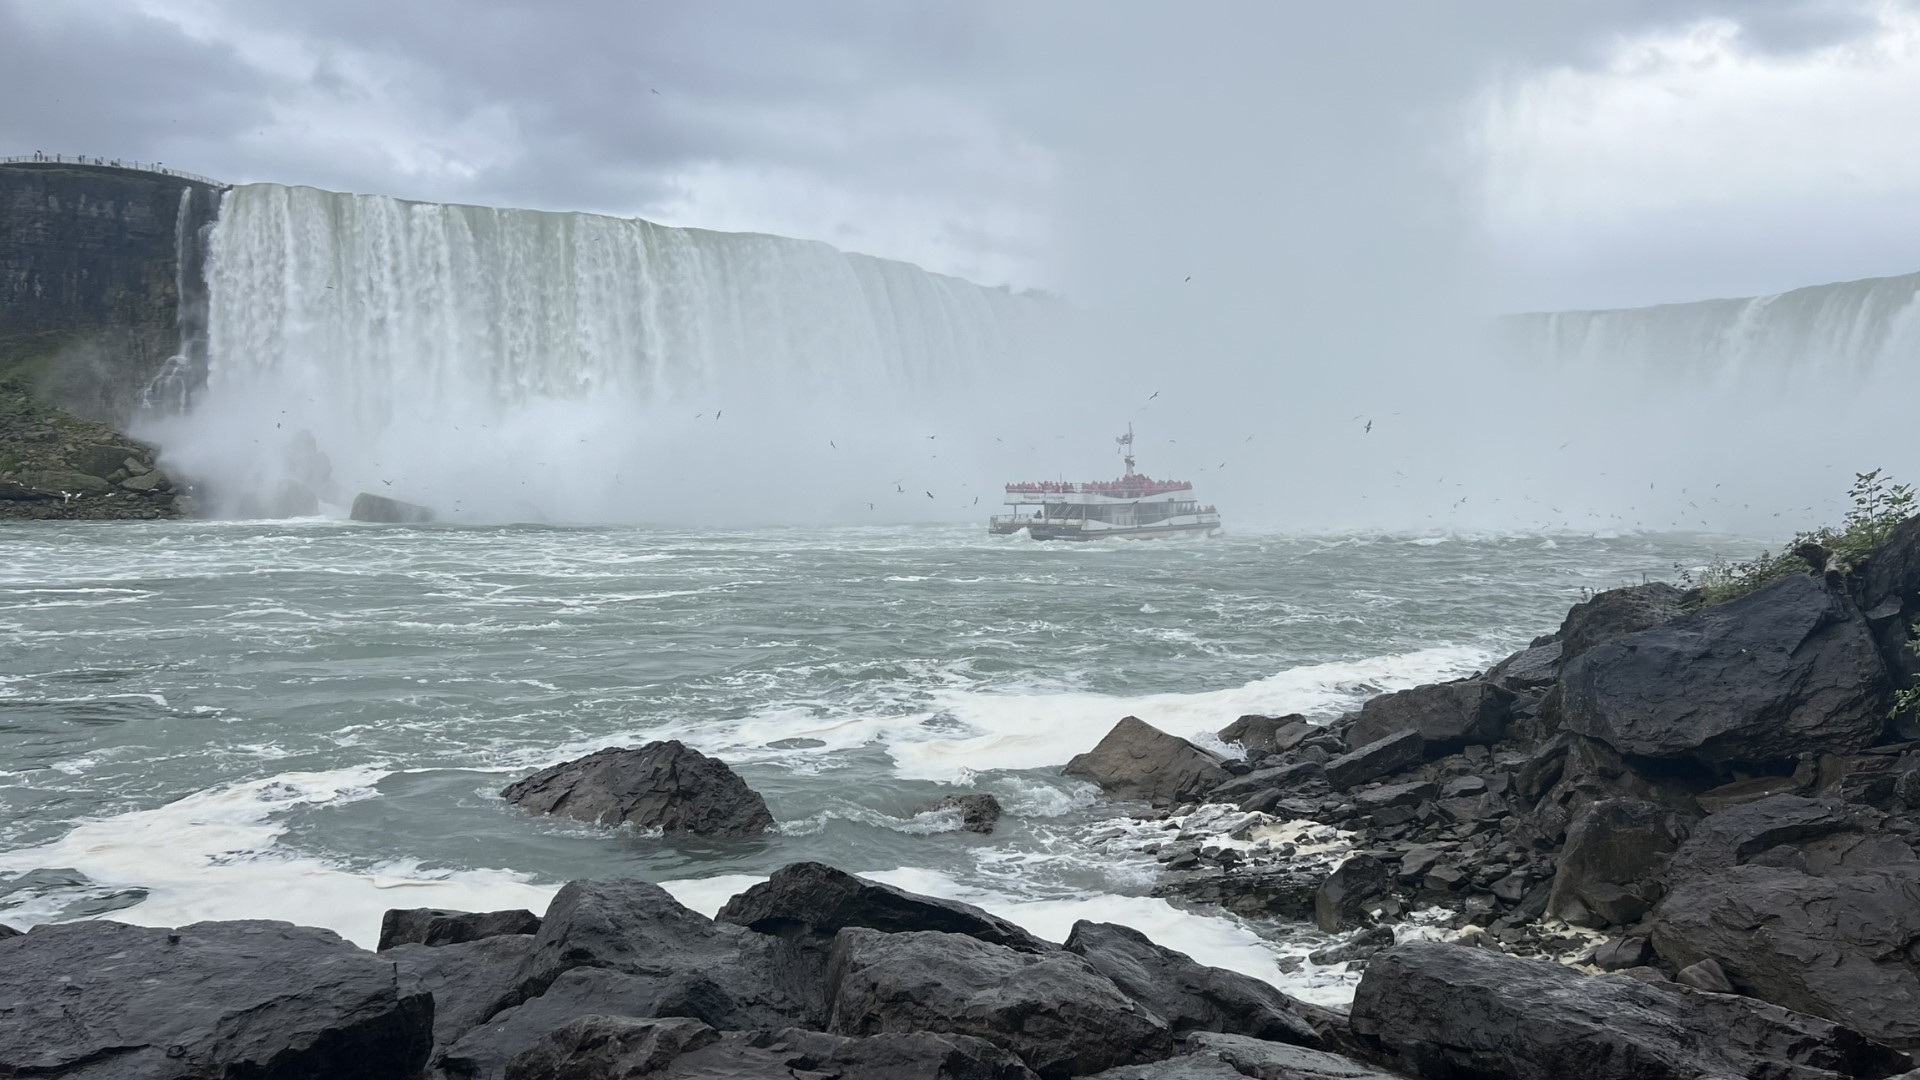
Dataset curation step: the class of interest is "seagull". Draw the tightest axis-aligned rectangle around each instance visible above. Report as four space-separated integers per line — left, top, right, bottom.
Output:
651 88 660 94
1364 420 1372 433
1148 391 1159 401
868 503 874 510
925 491 934 499
381 479 392 487
1183 276 1190 282
715 410 722 420
830 441 836 449
695 413 704 419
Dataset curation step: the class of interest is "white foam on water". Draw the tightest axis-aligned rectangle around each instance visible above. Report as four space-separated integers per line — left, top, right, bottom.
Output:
885 645 1493 783
0 767 557 948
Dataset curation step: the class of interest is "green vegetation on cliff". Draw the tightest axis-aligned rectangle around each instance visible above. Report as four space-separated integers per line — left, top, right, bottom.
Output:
1679 469 1915 605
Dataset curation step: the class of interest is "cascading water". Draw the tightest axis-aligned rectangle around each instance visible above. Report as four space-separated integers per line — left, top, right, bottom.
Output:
146 183 1056 522
1500 271 1920 380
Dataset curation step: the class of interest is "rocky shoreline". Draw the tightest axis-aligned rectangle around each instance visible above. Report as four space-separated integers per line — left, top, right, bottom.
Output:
0 385 187 520
7 521 1920 1076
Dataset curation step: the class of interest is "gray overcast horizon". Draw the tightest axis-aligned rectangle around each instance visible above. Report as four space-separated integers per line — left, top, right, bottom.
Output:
4 0 1918 312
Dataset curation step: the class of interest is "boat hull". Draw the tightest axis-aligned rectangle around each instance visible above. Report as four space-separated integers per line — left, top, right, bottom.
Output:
991 519 1223 542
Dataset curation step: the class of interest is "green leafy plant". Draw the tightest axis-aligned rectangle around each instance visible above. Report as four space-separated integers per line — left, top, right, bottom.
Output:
1689 470 1914 607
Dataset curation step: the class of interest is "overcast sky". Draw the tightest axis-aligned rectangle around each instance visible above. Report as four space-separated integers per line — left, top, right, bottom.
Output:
4 0 1918 311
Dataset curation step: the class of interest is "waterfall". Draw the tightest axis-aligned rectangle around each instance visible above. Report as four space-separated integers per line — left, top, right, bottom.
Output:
1500 272 1920 380
153 183 1055 521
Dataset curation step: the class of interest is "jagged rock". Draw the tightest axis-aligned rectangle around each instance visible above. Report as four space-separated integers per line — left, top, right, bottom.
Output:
1314 854 1391 934
1547 798 1686 926
1676 958 1735 994
1814 751 1908 805
1208 761 1326 805
1218 714 1314 755
1153 865 1322 921
0 919 433 1079
1352 780 1435 814
378 906 541 949
1662 795 1871 882
1899 768 1920 809
716 861 1051 953
1065 717 1229 809
1344 679 1515 753
1309 925 1396 967
1652 863 1920 1047
350 491 436 522
1514 731 1575 801
1562 575 1891 768
1592 935 1651 971
1555 582 1685 667
19 467 111 495
1695 775 1805 813
915 793 1003 833
1063 920 1321 1046
516 879 824 1024
825 927 1173 1077
1323 730 1424 790
1351 941 1907 1080
501 741 774 837
388 934 535 1061
503 1016 1037 1080
1488 640 1563 691
1084 1032 1400 1079
0 924 16 939
446 968 730 1080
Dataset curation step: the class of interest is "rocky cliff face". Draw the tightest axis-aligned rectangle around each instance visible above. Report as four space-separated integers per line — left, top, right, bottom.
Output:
0 161 222 424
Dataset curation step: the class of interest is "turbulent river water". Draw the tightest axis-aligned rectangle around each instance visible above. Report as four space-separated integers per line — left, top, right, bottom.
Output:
0 522 1746 1002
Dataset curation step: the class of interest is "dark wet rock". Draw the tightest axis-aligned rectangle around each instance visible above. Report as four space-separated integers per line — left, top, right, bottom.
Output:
0 919 433 1080
1813 751 1909 806
1514 732 1575 801
1663 795 1869 881
1063 920 1320 1046
1314 854 1391 934
1592 935 1651 971
1695 775 1805 814
1209 761 1326 805
1154 865 1322 922
501 741 774 837
1218 714 1314 756
444 968 724 1080
1344 679 1515 754
1900 767 1920 809
1562 575 1891 768
1066 717 1229 809
516 878 824 1026
1084 1032 1401 1079
503 1015 1037 1080
387 934 535 1061
825 927 1173 1078
1652 863 1920 1047
1324 730 1424 791
1547 798 1686 926
1675 958 1735 994
351 491 436 522
716 861 1051 954
1615 965 1673 985
1352 780 1435 815
1555 582 1685 667
916 793 1004 834
1309 925 1397 967
1488 640 1564 691
379 906 541 950
1351 941 1907 1080
0 923 16 939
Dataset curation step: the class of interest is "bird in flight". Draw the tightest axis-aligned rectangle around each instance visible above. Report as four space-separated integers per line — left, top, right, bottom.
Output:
1364 420 1372 433
715 410 722 420
1183 276 1190 283
924 491 934 499
830 441 836 449
380 479 392 487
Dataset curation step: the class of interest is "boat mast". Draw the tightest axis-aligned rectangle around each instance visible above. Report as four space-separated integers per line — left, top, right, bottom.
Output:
1117 423 1136 478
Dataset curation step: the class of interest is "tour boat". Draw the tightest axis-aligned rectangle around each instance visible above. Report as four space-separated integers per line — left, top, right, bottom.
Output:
989 428 1222 541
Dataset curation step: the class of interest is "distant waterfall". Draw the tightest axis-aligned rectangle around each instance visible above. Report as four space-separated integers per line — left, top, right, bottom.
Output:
160 184 1054 521
1500 271 1920 379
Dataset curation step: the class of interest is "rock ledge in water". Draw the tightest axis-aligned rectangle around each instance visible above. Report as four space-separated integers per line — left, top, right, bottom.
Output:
350 491 435 523
502 740 775 837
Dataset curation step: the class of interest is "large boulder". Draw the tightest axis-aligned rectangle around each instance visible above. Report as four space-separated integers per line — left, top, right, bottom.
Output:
1487 640 1563 691
914 793 1004 834
350 491 436 522
501 741 774 837
1081 1032 1400 1080
1547 798 1687 926
1064 717 1229 809
1062 920 1321 1046
1555 582 1685 667
379 906 541 950
1217 714 1314 756
1313 854 1392 934
387 933 536 1062
716 861 1052 953
0 919 433 1079
503 1015 1036 1080
824 927 1173 1077
1662 794 1874 882
1322 730 1424 790
516 879 823 1024
1350 941 1907 1080
1562 574 1891 768
1343 678 1515 753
